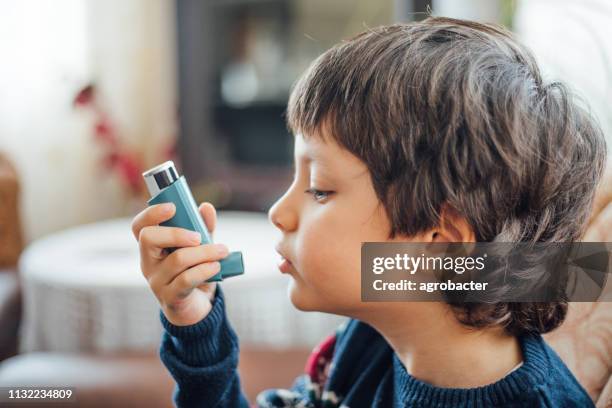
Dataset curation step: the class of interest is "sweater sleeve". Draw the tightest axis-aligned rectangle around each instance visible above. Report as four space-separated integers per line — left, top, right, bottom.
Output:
158 284 250 408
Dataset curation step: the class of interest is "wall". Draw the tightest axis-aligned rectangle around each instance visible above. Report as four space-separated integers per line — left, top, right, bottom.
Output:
0 0 177 243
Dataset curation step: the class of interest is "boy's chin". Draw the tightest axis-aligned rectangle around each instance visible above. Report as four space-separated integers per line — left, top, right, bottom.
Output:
286 279 352 315
286 280 322 312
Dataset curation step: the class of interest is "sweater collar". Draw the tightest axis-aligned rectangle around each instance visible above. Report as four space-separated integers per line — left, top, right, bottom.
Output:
392 333 550 407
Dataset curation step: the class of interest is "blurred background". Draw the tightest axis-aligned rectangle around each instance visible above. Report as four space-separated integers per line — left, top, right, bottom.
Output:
0 0 611 407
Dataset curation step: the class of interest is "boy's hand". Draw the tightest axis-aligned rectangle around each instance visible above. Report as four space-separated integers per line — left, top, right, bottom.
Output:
131 202 228 326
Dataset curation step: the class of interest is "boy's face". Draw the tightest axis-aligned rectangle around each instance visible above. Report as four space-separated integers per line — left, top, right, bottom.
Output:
268 130 417 316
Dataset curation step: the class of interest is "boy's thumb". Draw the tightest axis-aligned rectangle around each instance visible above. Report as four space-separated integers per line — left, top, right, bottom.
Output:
198 202 217 238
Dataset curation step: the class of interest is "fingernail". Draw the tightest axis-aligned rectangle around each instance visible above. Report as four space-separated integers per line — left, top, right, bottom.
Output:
189 231 201 243
214 243 228 256
161 203 175 213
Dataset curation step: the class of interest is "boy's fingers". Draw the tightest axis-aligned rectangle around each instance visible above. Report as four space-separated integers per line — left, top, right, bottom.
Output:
149 243 229 287
132 203 176 241
139 225 202 263
199 202 217 237
164 261 222 300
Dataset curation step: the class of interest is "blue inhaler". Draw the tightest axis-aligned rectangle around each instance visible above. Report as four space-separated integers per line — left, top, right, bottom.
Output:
142 161 244 282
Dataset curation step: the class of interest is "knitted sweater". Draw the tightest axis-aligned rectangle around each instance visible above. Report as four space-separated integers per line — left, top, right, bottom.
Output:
159 285 594 408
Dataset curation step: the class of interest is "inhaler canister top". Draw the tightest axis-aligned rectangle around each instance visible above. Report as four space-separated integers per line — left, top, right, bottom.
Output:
142 160 179 197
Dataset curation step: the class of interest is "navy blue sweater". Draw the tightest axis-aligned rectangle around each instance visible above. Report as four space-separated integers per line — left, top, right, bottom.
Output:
159 285 594 407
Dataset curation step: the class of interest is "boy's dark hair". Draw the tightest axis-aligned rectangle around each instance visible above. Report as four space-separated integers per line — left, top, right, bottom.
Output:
286 17 607 335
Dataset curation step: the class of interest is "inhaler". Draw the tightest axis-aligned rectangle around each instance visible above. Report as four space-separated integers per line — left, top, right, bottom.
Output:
142 161 244 282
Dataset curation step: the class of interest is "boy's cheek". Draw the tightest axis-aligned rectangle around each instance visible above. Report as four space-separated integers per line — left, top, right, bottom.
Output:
292 206 381 312
293 236 362 312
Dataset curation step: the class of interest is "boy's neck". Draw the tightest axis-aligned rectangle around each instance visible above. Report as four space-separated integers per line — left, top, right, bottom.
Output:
361 303 523 389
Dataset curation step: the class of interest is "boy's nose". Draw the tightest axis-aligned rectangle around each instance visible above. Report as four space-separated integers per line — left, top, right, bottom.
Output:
268 192 298 233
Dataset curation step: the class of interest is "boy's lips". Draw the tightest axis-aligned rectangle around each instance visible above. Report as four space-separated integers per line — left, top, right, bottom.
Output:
275 245 294 274
278 258 293 274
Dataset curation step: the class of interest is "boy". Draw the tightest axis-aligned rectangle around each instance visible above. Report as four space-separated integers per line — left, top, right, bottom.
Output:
131 17 606 407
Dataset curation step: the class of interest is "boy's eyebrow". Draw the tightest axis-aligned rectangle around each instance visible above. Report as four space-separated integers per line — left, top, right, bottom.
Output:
296 149 331 169
297 152 368 181
295 151 334 177
295 148 319 167
293 135 368 180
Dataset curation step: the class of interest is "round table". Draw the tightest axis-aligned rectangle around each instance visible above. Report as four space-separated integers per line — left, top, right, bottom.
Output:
18 212 344 353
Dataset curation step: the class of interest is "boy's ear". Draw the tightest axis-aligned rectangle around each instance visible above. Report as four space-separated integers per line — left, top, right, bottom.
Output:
431 204 476 243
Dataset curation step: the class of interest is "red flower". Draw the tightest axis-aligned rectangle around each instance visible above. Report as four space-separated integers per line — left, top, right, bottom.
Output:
116 152 144 195
94 119 118 146
73 84 95 107
103 152 119 169
73 81 174 199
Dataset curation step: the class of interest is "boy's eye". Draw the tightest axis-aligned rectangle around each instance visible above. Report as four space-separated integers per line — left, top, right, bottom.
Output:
305 188 333 203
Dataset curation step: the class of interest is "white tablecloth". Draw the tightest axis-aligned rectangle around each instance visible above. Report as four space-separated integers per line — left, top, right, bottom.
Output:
18 213 344 353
